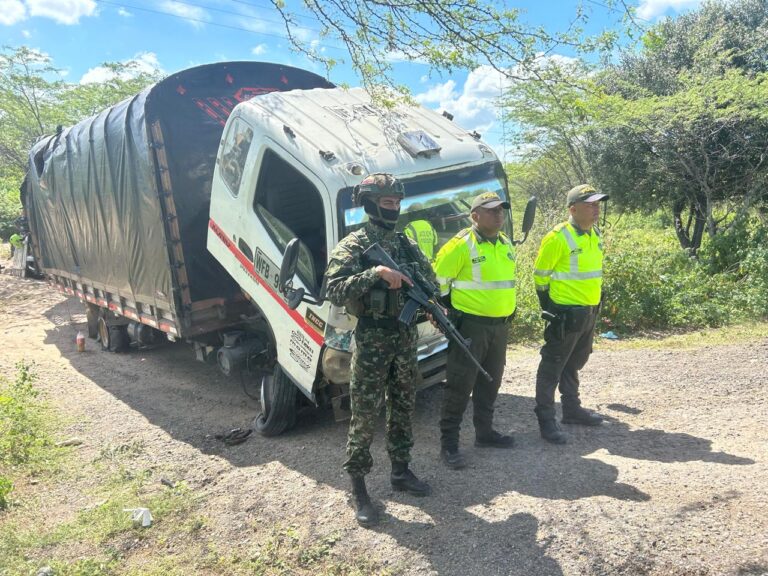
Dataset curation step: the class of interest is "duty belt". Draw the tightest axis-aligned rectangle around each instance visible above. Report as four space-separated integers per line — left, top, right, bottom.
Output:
461 312 511 325
552 303 600 314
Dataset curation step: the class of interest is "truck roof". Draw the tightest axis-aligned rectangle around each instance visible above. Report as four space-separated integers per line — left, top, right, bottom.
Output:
237 87 494 187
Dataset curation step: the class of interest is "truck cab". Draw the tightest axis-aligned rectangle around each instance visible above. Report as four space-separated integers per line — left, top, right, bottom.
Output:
208 87 529 435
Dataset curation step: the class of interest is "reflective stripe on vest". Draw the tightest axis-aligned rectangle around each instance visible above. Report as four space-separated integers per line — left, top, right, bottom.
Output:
450 232 516 290
549 225 603 281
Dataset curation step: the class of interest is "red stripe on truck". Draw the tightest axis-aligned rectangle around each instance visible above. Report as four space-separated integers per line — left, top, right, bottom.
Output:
208 219 324 346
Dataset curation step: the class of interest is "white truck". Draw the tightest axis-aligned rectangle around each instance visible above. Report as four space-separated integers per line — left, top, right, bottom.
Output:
23 61 534 436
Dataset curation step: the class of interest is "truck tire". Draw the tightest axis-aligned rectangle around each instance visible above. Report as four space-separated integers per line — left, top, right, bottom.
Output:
254 364 297 437
86 304 100 339
97 317 110 350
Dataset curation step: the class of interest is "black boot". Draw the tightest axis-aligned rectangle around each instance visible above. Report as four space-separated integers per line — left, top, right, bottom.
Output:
475 429 515 448
562 405 603 426
350 475 378 527
391 462 431 496
440 446 467 470
538 418 567 444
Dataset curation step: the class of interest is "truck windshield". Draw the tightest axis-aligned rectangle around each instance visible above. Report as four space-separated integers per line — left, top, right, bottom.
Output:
338 163 511 259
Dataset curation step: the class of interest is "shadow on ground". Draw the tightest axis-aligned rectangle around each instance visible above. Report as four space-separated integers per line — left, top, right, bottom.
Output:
42 297 755 576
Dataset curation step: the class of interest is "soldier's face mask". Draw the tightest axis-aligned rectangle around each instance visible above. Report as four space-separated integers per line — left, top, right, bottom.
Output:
363 195 401 230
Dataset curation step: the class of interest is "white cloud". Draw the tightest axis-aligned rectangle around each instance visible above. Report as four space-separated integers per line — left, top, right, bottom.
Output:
79 52 163 84
414 79 457 105
636 0 703 20
415 66 512 136
159 0 207 28
0 0 27 25
117 7 131 17
251 44 268 56
22 28 31 37
26 0 96 25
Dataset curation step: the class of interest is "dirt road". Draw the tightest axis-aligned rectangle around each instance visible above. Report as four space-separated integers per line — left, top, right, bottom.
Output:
1 270 766 576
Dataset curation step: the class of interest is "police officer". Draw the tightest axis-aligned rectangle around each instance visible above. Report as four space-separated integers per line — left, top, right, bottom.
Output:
325 173 436 528
433 192 517 469
404 219 439 262
533 184 608 444
9 231 24 258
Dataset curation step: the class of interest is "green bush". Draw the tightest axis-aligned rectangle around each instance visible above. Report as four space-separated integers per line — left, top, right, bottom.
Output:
0 175 23 241
0 362 51 467
509 210 768 341
699 217 768 317
0 475 12 510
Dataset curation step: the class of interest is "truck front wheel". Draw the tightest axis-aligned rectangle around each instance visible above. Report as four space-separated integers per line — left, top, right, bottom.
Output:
254 364 297 436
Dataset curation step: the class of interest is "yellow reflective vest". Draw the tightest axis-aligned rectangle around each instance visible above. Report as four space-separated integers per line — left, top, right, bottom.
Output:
533 221 603 306
433 227 516 318
404 219 438 261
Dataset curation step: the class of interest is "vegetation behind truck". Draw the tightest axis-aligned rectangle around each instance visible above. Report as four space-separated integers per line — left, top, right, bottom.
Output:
23 61 534 436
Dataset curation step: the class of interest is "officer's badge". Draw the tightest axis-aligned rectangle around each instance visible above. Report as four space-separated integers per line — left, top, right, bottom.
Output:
471 256 486 264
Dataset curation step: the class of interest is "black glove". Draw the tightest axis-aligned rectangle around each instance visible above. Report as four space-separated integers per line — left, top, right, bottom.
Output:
536 289 552 312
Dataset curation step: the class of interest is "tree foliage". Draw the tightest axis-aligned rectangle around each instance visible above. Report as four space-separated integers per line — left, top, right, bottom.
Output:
0 46 162 238
588 0 768 252
504 0 768 253
269 0 619 97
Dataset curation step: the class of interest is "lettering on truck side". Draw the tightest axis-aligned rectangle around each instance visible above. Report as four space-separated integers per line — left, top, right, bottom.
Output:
255 248 280 291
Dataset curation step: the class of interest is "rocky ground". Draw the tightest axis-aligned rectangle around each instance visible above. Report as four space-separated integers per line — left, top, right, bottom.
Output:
1 267 766 576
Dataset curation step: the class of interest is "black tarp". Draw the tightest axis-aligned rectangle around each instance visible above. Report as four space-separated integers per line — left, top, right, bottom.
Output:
25 61 333 324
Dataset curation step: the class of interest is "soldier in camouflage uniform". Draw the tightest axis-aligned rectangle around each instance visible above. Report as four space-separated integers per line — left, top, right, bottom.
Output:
325 173 437 528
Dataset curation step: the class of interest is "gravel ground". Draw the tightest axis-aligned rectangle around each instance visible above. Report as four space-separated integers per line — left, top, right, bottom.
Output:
1 269 767 576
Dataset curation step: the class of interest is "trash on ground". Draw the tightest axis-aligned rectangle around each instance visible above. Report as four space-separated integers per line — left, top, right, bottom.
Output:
600 331 619 340
215 427 252 446
124 507 153 527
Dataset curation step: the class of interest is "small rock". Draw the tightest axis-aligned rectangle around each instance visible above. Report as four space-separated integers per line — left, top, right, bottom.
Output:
36 567 55 576
55 438 83 447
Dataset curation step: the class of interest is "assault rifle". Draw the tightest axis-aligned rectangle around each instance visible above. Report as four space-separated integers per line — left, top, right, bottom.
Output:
363 242 493 382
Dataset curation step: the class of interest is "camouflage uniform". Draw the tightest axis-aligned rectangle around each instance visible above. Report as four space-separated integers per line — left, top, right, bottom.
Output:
325 221 437 477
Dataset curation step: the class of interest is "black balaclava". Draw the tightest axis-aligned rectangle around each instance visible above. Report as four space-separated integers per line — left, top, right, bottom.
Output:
363 196 400 230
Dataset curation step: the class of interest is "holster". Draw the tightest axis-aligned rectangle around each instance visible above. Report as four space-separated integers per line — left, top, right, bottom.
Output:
448 308 464 329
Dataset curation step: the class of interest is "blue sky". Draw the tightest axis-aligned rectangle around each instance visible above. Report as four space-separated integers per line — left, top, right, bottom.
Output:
1 0 704 157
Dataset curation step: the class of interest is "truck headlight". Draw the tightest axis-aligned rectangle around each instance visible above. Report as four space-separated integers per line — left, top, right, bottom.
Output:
322 347 352 384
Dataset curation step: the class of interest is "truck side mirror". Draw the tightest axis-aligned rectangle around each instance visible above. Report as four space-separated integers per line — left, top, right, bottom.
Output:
279 238 305 310
514 196 537 245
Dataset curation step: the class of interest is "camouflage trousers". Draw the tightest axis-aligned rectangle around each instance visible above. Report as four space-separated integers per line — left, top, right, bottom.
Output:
343 324 418 477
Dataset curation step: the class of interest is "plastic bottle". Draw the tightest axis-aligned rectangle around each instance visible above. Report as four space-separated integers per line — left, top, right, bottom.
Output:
76 331 85 352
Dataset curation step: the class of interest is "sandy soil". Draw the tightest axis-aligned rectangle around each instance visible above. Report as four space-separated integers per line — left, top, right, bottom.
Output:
1 268 766 576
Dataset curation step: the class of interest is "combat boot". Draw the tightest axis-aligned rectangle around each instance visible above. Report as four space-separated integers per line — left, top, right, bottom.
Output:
475 429 515 448
390 462 431 496
561 405 603 426
538 418 567 444
350 475 378 527
440 445 467 470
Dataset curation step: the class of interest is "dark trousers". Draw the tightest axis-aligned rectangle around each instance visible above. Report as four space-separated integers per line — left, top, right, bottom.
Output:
440 316 508 448
535 306 598 421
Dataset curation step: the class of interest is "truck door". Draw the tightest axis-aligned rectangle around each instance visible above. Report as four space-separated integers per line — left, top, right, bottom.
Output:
242 143 331 396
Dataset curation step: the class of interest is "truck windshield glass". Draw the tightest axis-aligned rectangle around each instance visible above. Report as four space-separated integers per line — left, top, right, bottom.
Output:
338 163 511 259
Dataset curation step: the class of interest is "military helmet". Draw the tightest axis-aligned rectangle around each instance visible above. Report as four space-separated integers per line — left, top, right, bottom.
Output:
352 173 404 206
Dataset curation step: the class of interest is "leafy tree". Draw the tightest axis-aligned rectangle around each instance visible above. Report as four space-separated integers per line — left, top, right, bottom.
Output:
587 0 768 252
502 58 598 214
502 0 768 253
269 0 620 97
0 46 161 237
588 70 768 252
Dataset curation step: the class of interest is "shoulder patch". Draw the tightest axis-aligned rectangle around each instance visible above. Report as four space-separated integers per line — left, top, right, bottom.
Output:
457 227 472 238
